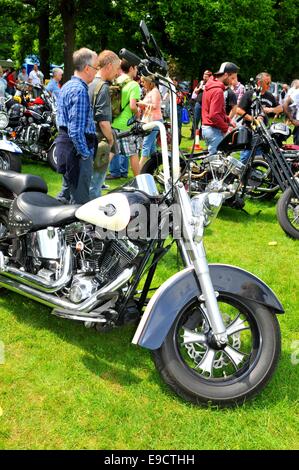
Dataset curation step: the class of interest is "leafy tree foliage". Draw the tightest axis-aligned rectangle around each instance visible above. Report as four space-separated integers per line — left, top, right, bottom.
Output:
0 0 298 83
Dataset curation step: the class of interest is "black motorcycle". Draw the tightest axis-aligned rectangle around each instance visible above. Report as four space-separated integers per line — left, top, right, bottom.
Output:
0 22 283 407
6 83 58 170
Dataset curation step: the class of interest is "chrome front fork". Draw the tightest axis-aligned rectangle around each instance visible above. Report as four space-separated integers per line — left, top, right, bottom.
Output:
176 184 228 346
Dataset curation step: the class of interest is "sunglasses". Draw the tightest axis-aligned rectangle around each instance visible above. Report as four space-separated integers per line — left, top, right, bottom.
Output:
88 64 100 71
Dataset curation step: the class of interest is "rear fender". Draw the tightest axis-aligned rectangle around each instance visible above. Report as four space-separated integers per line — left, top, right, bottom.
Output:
132 264 284 350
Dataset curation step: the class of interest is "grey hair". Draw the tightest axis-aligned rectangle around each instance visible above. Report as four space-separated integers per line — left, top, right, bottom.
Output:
52 67 63 77
256 72 271 83
291 79 299 89
73 48 97 72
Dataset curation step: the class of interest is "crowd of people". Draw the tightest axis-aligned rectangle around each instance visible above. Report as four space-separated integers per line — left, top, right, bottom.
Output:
193 63 299 158
2 50 298 206
54 48 167 205
0 62 64 100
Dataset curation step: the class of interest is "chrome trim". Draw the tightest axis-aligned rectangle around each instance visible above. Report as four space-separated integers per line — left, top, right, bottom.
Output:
142 120 170 191
0 266 134 313
2 246 73 293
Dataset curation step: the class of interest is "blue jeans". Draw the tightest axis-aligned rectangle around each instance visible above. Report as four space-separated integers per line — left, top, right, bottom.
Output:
71 157 93 204
57 157 93 204
89 167 107 200
240 147 262 164
109 153 128 177
202 126 225 155
194 102 201 129
142 125 160 157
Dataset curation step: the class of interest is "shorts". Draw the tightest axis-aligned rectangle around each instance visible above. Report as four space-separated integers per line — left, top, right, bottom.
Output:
117 133 142 157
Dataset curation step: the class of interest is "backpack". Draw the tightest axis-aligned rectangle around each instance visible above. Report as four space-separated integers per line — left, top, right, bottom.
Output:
93 77 132 119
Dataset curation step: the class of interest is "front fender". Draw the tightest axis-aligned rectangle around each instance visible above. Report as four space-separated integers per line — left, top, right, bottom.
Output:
0 139 22 154
132 264 284 350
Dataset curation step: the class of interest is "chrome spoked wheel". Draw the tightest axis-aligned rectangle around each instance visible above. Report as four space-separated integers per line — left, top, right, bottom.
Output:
177 298 256 381
153 295 281 406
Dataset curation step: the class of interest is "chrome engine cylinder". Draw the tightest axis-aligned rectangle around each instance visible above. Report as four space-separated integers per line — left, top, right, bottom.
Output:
29 227 65 259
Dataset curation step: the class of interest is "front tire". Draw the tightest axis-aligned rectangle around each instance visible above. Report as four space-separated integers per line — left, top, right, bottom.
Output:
276 187 299 239
0 150 21 172
153 295 281 406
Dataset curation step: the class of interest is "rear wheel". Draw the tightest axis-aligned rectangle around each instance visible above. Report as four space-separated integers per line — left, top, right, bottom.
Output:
153 295 281 406
276 187 299 239
0 150 21 172
47 144 57 171
246 157 279 201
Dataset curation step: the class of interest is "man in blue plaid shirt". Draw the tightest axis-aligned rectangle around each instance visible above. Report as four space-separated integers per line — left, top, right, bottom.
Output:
56 48 98 204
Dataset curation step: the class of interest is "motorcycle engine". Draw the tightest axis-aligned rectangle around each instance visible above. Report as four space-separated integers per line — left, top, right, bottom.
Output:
26 222 141 304
65 222 140 284
25 123 51 154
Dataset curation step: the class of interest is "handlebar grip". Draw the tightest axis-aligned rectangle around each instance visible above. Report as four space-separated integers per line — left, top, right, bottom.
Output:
119 48 142 66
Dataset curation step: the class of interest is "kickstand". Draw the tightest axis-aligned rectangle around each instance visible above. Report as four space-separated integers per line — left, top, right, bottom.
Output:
241 208 262 216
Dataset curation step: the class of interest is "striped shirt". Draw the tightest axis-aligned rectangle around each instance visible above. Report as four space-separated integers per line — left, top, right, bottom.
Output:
57 76 96 158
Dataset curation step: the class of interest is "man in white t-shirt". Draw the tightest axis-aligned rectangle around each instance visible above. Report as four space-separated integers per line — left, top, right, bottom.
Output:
284 82 299 145
28 64 44 86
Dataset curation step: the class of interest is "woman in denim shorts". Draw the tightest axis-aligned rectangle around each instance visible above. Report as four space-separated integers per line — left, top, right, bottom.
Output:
138 75 163 170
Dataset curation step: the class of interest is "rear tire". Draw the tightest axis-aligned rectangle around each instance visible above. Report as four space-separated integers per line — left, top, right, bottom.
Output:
0 150 21 172
276 187 299 239
153 296 281 407
47 144 57 171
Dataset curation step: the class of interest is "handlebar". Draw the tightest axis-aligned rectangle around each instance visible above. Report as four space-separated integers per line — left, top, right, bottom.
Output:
119 48 142 66
119 48 168 77
116 121 150 140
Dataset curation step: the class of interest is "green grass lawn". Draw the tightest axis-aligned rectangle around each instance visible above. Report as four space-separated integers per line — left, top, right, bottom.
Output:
0 127 299 449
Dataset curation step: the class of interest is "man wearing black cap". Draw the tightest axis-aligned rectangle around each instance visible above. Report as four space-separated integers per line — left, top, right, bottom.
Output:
202 62 239 154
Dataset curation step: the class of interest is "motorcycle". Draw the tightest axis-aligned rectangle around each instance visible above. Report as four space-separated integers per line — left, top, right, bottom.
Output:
0 96 22 172
0 22 283 406
239 87 299 238
6 83 58 170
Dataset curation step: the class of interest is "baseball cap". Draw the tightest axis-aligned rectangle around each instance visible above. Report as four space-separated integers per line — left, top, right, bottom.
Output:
214 62 239 75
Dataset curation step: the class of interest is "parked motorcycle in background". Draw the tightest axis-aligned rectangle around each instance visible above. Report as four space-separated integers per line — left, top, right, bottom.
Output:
0 22 283 407
5 83 58 170
0 96 22 172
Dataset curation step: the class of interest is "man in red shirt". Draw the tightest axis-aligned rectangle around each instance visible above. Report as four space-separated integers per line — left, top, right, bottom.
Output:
202 62 239 154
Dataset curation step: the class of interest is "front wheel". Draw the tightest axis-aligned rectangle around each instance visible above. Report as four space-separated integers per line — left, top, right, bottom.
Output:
0 150 22 172
276 187 299 239
152 295 281 406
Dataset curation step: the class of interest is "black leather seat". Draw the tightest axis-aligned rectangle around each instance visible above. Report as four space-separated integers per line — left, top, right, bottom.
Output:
9 192 79 232
0 170 48 195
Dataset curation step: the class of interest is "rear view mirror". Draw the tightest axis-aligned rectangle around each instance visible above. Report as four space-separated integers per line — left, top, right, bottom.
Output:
140 21 151 45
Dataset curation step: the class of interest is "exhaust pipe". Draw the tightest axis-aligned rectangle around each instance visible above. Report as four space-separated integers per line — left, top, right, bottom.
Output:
1 246 73 293
0 267 134 314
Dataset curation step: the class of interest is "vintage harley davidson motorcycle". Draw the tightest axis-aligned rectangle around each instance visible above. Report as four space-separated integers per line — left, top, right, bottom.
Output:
0 22 283 406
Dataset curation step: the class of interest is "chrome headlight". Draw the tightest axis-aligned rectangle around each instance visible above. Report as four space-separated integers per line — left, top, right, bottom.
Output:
191 192 224 228
0 111 9 129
